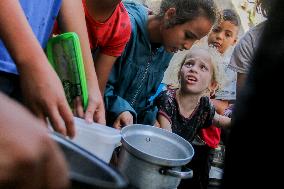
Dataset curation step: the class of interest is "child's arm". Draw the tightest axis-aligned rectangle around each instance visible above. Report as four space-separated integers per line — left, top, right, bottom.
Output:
93 53 118 93
213 112 231 128
211 99 230 115
157 114 172 132
57 0 106 124
0 0 75 137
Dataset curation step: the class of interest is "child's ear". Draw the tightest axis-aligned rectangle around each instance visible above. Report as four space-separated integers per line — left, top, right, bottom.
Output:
165 7 176 20
232 37 238 46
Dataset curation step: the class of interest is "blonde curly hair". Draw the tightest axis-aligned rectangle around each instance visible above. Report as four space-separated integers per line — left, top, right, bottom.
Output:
176 43 226 96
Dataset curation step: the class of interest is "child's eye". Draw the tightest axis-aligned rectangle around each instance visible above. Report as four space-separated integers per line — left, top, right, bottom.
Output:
212 27 220 33
201 65 208 71
185 32 197 40
184 62 193 67
225 32 233 38
185 33 193 39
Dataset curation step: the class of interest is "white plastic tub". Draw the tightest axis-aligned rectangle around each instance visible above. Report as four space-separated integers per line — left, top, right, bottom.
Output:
71 117 121 163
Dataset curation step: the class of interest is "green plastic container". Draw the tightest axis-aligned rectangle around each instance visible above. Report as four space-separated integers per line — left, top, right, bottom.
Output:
46 32 88 110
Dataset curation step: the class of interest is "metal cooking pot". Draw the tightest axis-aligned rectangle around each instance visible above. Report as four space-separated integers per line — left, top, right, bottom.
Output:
117 125 194 189
50 133 128 189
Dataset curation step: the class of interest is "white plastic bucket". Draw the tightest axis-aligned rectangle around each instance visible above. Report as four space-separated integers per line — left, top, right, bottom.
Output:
71 117 121 163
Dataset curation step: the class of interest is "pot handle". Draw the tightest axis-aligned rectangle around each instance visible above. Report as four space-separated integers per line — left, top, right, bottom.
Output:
159 167 193 179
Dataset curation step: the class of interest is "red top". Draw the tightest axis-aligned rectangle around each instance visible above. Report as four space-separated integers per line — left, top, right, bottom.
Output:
200 125 221 148
83 0 131 57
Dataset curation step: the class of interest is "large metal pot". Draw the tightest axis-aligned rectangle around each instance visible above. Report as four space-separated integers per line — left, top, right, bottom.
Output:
50 133 128 189
117 125 194 189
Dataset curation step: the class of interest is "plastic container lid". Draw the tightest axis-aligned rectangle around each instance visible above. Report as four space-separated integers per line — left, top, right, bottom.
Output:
71 117 121 163
74 117 121 143
46 32 88 110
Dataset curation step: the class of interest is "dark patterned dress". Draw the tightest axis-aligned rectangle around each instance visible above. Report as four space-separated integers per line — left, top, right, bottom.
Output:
155 89 216 143
155 89 216 189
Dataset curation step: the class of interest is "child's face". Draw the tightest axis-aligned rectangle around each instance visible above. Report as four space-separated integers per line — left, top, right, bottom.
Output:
207 20 239 54
179 49 215 94
161 16 212 53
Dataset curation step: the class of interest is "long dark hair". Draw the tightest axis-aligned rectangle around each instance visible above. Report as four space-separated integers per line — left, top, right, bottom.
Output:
157 0 218 27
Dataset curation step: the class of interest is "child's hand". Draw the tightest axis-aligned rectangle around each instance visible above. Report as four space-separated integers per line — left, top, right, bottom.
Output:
213 112 231 128
85 89 106 125
113 111 133 130
224 104 234 118
19 62 75 138
58 0 106 126
78 64 106 125
73 96 84 118
0 0 75 138
154 120 161 128
157 115 172 132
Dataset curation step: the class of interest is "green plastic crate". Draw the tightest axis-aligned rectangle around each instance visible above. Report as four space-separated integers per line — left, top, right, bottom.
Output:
46 32 88 110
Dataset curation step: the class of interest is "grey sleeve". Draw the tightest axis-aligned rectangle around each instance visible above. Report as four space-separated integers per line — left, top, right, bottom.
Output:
228 32 255 74
229 22 266 74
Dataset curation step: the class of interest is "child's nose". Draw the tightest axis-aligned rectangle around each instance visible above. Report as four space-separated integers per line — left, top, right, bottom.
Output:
189 65 198 73
216 32 224 40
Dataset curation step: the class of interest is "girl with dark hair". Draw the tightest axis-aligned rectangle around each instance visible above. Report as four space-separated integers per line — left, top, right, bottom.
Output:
104 0 218 128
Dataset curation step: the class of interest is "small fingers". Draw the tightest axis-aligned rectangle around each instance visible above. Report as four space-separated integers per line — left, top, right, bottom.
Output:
122 118 133 126
73 96 84 118
154 120 161 128
84 99 95 123
85 97 106 125
122 113 133 126
93 103 106 125
47 106 67 137
113 119 122 130
58 102 75 138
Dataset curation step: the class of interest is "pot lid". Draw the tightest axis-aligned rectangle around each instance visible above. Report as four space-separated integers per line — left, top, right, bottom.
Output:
121 124 195 166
